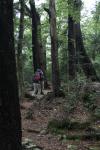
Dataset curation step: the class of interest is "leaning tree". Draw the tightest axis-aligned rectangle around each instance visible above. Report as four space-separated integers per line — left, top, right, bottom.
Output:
74 0 99 81
67 0 99 81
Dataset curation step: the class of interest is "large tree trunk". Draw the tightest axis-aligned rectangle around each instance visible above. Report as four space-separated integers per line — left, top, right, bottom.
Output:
75 22 99 81
17 0 25 99
30 0 44 72
49 0 60 96
0 0 22 149
30 0 49 88
73 0 99 81
68 15 76 80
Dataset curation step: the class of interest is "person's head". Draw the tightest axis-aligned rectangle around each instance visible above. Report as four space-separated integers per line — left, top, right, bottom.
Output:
37 69 41 72
36 68 43 75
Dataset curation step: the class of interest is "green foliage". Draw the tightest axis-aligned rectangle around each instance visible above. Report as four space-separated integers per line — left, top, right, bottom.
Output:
25 109 33 120
67 144 77 150
68 0 83 22
48 119 90 131
66 92 78 112
94 107 100 119
61 133 100 141
93 57 100 78
14 0 100 86
64 79 85 112
82 1 100 77
23 59 34 85
83 91 97 111
22 138 41 150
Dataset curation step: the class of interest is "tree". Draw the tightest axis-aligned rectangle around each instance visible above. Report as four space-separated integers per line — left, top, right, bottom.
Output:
75 23 99 81
55 0 68 81
68 0 76 80
29 0 49 88
49 0 61 96
92 1 100 60
29 0 44 72
67 0 99 81
17 0 25 99
44 0 61 95
0 0 22 149
74 0 99 81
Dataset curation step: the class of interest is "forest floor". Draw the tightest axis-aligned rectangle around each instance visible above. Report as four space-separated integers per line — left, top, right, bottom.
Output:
21 87 100 150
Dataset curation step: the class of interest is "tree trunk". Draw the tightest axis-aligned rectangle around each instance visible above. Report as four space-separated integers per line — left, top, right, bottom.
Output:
75 22 99 81
0 0 22 149
73 0 99 81
68 15 76 80
49 0 60 96
42 38 49 89
17 0 25 99
30 0 49 88
30 0 44 72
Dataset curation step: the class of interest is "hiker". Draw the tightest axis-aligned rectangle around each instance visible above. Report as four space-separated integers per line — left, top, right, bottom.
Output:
32 69 44 95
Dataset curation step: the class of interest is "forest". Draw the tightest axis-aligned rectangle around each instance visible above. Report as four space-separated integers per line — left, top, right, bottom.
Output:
0 0 100 150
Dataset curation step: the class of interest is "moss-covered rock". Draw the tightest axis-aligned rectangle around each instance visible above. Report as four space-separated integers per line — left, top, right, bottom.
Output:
48 119 91 130
22 138 42 150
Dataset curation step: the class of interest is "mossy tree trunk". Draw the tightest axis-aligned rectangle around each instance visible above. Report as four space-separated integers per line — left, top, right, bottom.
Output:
74 0 99 81
49 0 61 96
75 22 99 81
67 0 99 81
17 0 25 99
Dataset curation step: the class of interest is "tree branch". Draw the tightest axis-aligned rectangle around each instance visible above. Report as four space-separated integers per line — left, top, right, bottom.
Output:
44 7 51 18
25 5 32 17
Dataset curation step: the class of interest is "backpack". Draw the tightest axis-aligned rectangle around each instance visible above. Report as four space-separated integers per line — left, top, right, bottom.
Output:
33 72 41 81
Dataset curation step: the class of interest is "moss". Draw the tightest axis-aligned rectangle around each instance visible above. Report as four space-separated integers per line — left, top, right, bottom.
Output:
47 119 91 131
61 133 100 141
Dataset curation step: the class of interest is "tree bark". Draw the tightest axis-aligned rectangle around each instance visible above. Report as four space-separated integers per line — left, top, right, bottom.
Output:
75 22 99 81
30 0 49 88
49 0 60 96
42 38 49 88
68 15 76 80
67 0 99 81
0 0 22 149
73 0 99 81
30 0 44 72
17 0 25 99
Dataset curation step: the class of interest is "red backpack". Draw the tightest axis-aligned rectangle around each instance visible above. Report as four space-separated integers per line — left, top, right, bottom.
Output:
33 72 41 81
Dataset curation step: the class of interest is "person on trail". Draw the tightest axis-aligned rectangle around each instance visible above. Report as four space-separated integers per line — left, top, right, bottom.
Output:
32 68 44 95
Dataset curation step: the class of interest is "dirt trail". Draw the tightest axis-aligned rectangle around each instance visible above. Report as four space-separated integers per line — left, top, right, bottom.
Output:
21 90 100 150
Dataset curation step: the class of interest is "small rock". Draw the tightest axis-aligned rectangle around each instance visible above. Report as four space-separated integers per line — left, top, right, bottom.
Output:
33 148 42 150
40 129 47 135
